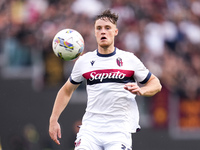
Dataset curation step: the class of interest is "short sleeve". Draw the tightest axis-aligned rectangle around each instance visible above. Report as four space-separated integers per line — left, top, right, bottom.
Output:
133 55 151 84
69 57 84 84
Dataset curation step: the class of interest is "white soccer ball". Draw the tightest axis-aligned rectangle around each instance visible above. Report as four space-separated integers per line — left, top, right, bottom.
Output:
52 29 84 61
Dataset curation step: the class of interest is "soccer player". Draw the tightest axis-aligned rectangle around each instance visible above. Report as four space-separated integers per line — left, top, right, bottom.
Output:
49 10 162 150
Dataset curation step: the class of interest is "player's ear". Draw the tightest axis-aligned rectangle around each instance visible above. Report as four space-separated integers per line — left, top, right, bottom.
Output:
114 28 118 36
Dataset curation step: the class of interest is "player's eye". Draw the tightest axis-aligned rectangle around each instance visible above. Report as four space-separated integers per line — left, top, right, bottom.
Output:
96 26 101 30
106 26 111 30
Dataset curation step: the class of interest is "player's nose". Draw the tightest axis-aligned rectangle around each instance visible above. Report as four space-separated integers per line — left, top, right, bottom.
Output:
100 28 106 34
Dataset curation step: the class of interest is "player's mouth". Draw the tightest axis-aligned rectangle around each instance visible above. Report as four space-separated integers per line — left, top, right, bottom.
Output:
101 36 107 40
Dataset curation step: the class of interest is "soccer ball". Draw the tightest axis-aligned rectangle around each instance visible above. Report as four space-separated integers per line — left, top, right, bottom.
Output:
52 29 84 61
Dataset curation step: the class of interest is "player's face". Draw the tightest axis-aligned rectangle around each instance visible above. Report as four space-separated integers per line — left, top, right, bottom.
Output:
95 18 118 48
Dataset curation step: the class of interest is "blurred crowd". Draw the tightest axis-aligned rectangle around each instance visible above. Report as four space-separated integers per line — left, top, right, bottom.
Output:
0 0 200 99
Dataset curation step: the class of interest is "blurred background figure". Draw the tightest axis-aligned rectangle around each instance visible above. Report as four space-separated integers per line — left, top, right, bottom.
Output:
68 120 82 150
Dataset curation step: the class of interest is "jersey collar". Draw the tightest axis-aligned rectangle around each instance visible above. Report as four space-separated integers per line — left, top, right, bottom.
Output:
97 47 116 57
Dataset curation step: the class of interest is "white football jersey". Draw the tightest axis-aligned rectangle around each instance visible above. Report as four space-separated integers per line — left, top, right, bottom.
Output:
70 48 151 133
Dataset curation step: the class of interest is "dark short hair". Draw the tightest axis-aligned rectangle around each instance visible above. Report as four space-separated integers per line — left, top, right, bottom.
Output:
95 10 119 25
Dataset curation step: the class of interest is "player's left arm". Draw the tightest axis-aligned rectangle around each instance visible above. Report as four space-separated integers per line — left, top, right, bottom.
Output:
124 74 162 96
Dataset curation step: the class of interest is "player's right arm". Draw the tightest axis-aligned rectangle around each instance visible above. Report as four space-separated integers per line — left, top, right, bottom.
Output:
49 79 79 145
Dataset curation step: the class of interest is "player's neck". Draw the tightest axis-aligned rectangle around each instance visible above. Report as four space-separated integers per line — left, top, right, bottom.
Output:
98 45 115 55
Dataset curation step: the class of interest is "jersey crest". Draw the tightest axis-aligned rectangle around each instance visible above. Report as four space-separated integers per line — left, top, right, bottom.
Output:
116 57 123 67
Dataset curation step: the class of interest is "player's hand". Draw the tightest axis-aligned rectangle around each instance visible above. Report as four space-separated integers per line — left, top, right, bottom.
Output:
124 83 142 95
49 120 61 145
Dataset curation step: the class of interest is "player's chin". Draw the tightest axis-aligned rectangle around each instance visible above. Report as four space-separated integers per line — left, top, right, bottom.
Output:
99 43 110 48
